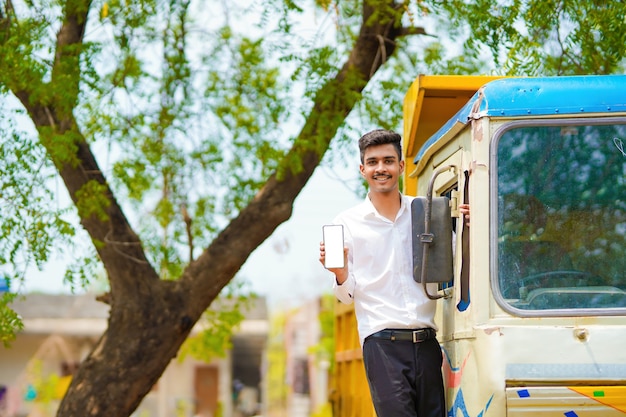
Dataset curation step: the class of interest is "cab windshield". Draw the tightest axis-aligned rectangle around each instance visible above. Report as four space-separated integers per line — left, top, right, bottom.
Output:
494 120 626 313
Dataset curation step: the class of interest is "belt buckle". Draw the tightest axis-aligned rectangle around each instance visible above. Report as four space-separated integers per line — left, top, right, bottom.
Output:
413 329 430 343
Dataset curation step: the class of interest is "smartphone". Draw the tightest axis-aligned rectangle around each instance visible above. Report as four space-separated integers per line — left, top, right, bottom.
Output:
322 224 345 269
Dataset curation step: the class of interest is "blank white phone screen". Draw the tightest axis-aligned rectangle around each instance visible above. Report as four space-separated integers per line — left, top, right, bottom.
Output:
323 225 344 269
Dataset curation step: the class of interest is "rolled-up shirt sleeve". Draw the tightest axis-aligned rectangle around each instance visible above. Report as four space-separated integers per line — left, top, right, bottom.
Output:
333 273 355 304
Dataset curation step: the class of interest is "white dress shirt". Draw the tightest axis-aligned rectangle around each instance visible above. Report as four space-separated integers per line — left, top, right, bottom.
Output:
333 194 438 346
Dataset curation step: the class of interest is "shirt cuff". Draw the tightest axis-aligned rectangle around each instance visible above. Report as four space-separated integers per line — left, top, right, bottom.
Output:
333 274 355 304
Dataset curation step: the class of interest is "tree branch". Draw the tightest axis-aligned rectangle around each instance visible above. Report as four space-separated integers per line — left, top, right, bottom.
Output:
398 26 428 37
13 0 160 299
183 0 416 307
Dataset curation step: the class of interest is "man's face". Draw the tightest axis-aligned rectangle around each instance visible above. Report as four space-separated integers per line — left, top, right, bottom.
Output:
360 143 404 194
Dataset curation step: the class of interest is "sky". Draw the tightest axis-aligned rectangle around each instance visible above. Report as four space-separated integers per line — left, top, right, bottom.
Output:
23 162 363 311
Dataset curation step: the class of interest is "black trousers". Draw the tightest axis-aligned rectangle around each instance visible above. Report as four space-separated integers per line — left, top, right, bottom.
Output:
362 334 446 417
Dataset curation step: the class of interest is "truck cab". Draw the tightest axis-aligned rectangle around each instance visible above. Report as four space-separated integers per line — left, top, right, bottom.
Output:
333 75 626 417
408 74 626 416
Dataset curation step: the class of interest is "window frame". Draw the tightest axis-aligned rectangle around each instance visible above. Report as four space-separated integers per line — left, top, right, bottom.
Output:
489 117 626 318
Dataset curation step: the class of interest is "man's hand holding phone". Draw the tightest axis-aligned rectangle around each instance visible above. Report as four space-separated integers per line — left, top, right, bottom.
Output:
320 225 349 284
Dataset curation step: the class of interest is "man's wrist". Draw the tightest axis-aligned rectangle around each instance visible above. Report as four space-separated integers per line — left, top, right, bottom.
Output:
335 271 348 285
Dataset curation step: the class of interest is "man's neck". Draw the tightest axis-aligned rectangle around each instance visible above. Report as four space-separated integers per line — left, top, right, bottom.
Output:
369 191 402 221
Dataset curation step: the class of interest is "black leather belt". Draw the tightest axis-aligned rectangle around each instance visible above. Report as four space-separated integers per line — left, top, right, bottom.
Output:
366 328 436 343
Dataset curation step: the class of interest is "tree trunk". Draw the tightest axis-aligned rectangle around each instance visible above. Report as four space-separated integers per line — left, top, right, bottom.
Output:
57 281 199 415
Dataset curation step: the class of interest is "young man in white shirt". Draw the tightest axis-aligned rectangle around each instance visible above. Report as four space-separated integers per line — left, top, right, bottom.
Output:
320 129 467 417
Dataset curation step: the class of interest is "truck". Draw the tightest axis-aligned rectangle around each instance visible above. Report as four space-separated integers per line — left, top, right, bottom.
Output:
332 74 626 416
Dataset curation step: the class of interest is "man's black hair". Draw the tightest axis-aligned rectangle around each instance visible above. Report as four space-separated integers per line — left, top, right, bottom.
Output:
358 129 403 163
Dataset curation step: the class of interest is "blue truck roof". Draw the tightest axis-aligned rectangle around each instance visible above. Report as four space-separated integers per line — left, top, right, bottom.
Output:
415 74 626 164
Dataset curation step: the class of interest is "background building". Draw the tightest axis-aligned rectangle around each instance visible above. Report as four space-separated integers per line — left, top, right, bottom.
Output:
0 293 268 417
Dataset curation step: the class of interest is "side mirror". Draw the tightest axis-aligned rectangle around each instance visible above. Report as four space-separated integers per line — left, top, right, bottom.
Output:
412 196 453 287
411 164 456 299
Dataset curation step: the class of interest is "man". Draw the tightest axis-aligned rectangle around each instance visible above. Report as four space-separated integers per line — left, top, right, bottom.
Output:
319 129 469 417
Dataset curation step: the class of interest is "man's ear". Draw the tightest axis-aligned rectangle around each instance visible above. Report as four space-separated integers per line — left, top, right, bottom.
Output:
359 164 365 177
399 159 405 174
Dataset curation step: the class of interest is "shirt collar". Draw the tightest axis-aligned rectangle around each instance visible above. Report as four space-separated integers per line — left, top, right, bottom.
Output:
360 193 409 220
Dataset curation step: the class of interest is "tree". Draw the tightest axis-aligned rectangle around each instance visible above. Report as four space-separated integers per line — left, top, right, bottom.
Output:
0 0 429 414
1 0 626 415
